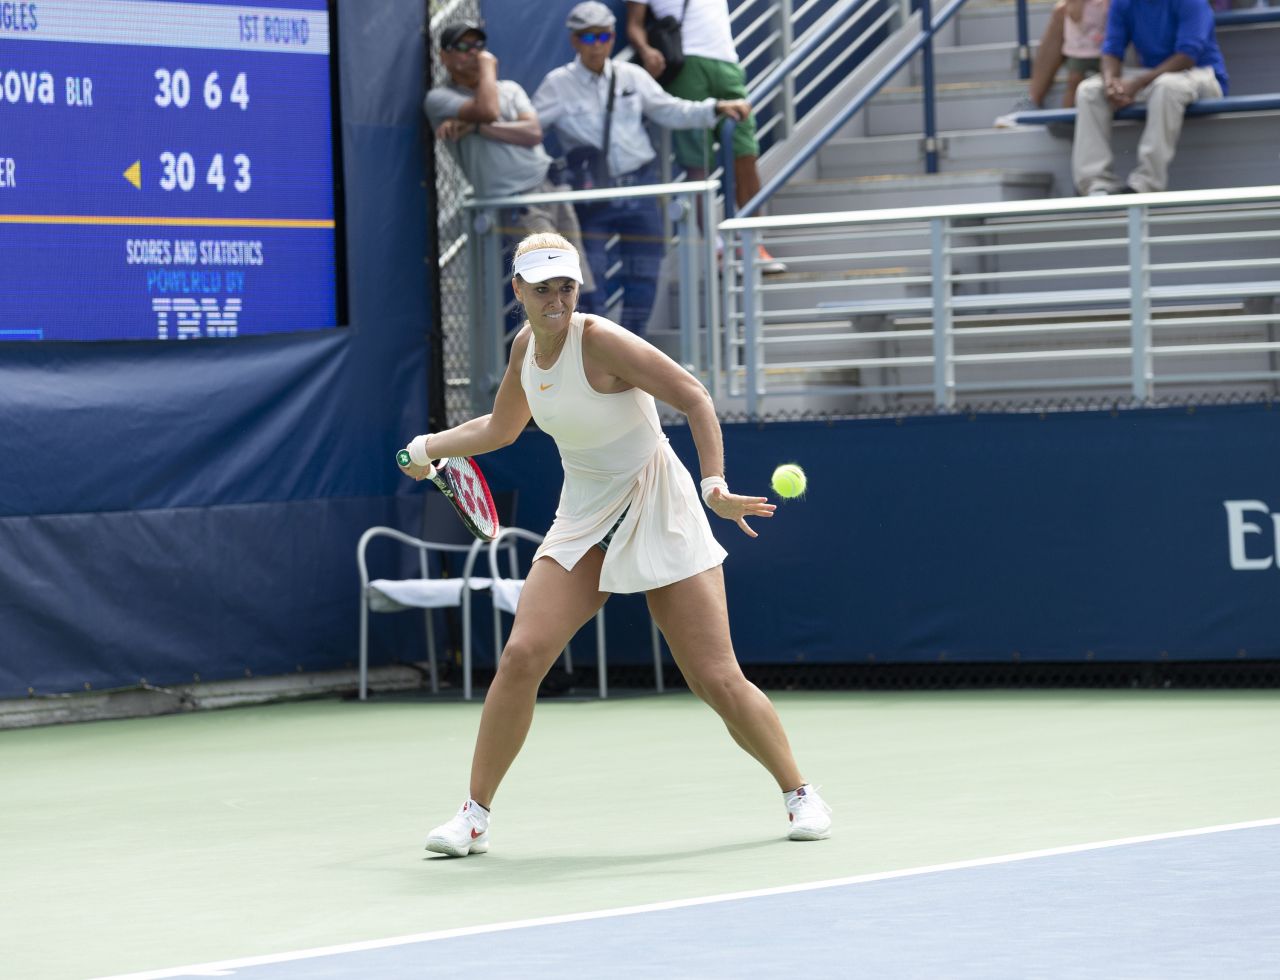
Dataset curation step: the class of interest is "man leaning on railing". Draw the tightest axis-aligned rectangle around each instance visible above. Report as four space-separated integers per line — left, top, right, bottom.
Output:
533 0 751 335
425 19 595 295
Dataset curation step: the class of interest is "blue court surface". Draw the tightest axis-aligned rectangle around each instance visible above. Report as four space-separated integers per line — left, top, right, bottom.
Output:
102 819 1280 980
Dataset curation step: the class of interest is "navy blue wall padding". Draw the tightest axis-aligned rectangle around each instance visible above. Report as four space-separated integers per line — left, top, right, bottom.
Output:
0 1 435 698
479 404 1280 668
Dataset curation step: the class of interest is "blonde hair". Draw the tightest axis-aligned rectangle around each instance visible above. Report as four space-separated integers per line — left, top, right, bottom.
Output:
511 232 577 279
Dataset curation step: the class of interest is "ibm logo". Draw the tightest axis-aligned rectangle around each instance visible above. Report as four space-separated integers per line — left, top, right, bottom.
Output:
153 298 241 339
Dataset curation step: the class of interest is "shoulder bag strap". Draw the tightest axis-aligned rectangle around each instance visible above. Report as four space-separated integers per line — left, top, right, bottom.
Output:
598 65 617 186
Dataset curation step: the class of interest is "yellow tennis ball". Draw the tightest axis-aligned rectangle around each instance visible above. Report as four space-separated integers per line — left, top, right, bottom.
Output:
771 463 807 499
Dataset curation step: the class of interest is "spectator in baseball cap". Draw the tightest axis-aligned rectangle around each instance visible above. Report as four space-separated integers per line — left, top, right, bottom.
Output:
565 0 616 31
439 20 486 51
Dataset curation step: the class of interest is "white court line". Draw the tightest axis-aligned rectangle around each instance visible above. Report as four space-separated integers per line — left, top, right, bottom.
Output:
95 816 1280 980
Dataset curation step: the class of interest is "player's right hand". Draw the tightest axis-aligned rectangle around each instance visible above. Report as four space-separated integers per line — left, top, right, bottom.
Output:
398 438 436 481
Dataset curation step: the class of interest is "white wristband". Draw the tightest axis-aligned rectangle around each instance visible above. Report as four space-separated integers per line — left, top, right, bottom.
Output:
407 434 433 467
700 476 728 506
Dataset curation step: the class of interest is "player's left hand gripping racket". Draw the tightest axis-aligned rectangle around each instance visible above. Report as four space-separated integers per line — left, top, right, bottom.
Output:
397 450 500 542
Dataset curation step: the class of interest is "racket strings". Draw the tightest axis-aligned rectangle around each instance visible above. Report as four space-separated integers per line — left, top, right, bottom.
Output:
446 459 499 538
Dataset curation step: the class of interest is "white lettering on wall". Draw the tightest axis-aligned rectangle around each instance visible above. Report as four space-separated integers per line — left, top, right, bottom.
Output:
1223 500 1277 570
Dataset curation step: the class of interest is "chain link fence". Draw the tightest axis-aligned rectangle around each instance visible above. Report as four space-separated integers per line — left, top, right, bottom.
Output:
427 0 483 427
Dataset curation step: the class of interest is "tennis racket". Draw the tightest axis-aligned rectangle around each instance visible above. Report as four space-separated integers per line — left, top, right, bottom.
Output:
396 450 500 542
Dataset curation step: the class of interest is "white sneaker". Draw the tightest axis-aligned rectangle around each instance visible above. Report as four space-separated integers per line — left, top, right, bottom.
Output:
425 799 490 857
993 95 1037 129
785 784 832 841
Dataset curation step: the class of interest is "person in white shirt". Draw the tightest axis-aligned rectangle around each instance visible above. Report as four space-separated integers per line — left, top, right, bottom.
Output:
401 231 833 857
627 0 786 273
533 0 750 334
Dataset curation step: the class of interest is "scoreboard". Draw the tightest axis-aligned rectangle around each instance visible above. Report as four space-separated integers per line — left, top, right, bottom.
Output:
0 0 343 341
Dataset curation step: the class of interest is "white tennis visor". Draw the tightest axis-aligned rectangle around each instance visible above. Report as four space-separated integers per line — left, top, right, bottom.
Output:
513 247 584 284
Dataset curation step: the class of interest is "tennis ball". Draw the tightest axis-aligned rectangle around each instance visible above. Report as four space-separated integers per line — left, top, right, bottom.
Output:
771 463 807 499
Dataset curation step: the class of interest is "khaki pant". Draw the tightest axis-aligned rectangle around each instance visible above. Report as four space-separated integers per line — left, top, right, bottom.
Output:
1072 67 1222 195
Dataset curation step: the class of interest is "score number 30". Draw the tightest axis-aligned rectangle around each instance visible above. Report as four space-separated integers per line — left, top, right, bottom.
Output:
154 69 249 110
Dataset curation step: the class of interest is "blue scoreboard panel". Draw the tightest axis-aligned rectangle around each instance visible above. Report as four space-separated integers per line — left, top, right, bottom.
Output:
0 0 343 341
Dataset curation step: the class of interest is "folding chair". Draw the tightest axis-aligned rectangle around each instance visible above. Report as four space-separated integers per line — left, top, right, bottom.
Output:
356 492 516 700
458 526 668 701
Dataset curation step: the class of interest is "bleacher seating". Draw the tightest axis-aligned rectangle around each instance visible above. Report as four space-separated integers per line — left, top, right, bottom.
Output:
1004 93 1280 128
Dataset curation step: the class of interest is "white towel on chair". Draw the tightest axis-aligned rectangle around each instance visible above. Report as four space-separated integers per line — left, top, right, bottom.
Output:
491 578 524 615
367 577 492 612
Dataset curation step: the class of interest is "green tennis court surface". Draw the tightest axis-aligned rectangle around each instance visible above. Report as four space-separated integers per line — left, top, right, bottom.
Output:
4 691 1278 979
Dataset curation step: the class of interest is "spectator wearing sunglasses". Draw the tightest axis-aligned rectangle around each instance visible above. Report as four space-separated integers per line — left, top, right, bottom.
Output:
532 1 750 335
425 20 595 295
627 0 786 274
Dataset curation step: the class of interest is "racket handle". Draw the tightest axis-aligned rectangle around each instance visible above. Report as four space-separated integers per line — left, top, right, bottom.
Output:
397 449 437 478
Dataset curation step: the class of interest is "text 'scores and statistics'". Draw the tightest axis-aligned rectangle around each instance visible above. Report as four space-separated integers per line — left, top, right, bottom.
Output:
0 0 341 341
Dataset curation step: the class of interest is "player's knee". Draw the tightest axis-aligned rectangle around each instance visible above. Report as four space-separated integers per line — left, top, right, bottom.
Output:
495 639 555 686
687 664 746 711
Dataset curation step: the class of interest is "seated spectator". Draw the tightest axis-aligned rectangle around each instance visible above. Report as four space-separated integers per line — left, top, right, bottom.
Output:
1072 0 1228 195
627 0 787 273
995 0 1107 126
424 20 594 294
533 1 751 335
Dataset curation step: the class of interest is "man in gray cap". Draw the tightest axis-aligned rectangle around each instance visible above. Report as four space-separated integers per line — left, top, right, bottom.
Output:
425 20 594 294
532 0 750 335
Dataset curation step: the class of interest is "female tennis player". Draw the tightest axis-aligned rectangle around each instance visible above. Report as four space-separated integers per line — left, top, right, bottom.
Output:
399 232 831 855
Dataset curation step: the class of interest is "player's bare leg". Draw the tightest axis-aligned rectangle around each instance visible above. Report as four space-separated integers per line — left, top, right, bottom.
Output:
468 548 609 807
427 550 610 856
646 566 803 791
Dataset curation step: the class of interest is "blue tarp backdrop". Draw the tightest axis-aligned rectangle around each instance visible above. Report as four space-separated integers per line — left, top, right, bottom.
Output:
481 404 1280 667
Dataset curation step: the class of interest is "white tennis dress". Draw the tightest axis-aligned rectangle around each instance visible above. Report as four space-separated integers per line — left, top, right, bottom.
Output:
521 314 727 594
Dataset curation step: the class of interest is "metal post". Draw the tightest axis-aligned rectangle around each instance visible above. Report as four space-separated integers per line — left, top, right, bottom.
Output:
466 216 486 420
705 183 722 400
720 121 738 219
742 228 760 418
920 0 940 174
780 0 796 141
1128 206 1151 401
931 218 955 408
483 211 504 405
595 606 608 699
722 221 739 399
672 195 697 374
1016 0 1031 80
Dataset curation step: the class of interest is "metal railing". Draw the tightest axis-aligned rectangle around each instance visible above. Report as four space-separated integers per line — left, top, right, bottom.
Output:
461 180 723 416
719 186 1280 417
